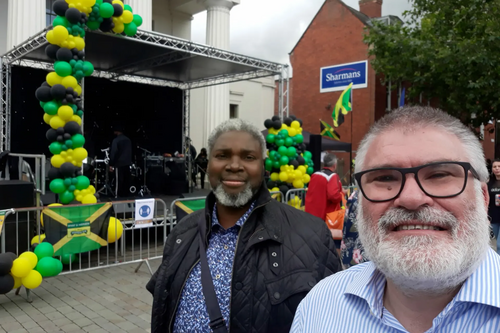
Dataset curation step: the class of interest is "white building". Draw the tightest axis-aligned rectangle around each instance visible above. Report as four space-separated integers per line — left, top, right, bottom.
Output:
0 0 275 152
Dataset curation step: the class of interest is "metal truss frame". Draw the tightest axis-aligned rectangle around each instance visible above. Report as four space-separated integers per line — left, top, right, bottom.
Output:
0 27 290 161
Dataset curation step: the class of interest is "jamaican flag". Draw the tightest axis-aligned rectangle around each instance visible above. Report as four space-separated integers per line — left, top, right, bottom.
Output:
320 119 341 141
332 82 352 127
175 199 205 222
42 203 112 256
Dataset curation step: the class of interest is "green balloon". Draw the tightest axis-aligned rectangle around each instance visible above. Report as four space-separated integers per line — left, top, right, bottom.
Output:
265 158 273 171
303 151 312 159
72 134 85 148
279 129 289 138
133 14 143 27
76 175 90 190
68 185 76 192
124 22 138 37
124 4 133 12
96 0 103 4
61 253 77 265
273 161 280 169
53 16 69 27
36 257 62 277
279 156 289 166
277 146 287 156
40 101 46 108
77 110 84 117
266 134 275 144
295 134 304 144
64 178 72 187
50 179 66 194
82 61 94 76
284 137 294 147
71 177 78 185
60 191 75 204
99 3 114 18
43 101 59 115
275 139 285 147
307 167 314 175
65 140 73 148
54 62 72 77
269 150 278 161
34 242 54 260
287 147 297 157
49 142 62 155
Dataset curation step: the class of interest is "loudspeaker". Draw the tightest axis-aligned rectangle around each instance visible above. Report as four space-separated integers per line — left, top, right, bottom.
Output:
309 135 322 173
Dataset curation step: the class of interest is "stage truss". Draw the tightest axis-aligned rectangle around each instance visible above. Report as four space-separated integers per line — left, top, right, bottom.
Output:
0 27 290 185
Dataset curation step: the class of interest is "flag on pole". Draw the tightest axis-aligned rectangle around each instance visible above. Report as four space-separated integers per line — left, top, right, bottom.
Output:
332 83 353 127
320 120 341 141
399 87 406 107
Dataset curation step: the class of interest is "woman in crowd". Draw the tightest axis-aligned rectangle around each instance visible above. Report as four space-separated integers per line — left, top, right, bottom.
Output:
487 159 500 255
195 148 208 189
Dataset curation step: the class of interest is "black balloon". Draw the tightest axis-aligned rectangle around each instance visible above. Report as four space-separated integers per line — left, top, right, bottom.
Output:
41 82 50 87
63 133 71 140
65 8 81 24
0 253 13 275
103 0 112 2
56 48 73 62
45 44 60 60
112 4 123 16
46 129 58 142
298 119 303 126
64 121 81 135
100 18 114 32
77 51 85 59
284 117 293 126
271 115 280 121
56 127 65 135
0 274 14 294
48 167 62 180
290 160 299 168
57 135 64 143
267 180 277 189
5 253 17 262
51 84 66 100
297 156 305 165
61 99 68 105
66 87 74 94
289 115 297 120
60 163 75 178
272 120 282 130
35 86 52 102
53 0 69 16
264 119 273 129
279 185 289 195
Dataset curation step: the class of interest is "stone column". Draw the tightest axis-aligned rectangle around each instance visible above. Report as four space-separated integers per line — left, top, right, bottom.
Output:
202 0 238 144
7 0 45 51
127 0 153 31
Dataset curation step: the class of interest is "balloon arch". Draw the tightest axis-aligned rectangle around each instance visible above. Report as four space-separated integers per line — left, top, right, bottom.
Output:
35 0 143 205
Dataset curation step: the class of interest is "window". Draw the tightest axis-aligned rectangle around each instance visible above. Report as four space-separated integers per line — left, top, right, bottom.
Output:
230 104 238 118
46 0 57 26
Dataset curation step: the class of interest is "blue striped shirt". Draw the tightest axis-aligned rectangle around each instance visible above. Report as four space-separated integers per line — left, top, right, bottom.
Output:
291 248 500 333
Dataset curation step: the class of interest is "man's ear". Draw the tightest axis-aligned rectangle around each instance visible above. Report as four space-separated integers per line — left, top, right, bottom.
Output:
482 182 489 212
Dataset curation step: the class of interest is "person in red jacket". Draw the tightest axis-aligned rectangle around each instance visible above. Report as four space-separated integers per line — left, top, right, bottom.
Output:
305 153 344 247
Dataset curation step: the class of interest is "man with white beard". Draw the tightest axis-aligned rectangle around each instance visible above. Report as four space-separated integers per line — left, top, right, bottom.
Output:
291 106 500 333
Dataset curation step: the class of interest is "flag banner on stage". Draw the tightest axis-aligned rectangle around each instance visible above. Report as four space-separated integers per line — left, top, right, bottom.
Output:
42 203 112 256
135 198 155 228
320 120 341 141
175 199 206 222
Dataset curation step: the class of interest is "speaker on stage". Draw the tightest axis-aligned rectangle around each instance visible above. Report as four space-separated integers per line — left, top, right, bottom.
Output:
310 135 322 173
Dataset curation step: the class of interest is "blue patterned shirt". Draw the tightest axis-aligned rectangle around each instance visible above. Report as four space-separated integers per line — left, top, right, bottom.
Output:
291 248 500 333
173 201 256 332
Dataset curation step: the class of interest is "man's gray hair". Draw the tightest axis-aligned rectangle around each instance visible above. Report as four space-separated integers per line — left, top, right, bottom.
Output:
355 106 488 182
324 153 337 167
208 119 267 159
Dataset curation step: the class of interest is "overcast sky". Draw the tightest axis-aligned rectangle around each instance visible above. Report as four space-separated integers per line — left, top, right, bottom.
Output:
191 0 412 66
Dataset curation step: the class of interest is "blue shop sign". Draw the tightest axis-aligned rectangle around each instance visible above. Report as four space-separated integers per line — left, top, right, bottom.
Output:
320 60 368 93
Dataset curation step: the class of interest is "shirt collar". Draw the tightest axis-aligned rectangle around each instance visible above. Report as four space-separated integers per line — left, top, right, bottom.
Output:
211 201 257 229
344 248 500 318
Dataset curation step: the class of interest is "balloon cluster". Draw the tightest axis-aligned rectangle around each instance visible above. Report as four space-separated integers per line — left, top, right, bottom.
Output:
0 244 63 294
288 196 303 210
264 116 314 194
86 0 143 36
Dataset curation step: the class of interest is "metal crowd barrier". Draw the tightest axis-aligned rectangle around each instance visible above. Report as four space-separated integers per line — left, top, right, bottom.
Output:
0 198 168 279
285 188 307 210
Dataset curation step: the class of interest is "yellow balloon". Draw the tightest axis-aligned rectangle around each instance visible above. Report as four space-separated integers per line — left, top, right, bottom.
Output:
113 22 125 34
288 128 297 137
58 105 74 121
291 120 301 129
60 151 68 157
31 234 46 246
76 195 83 202
279 172 288 182
281 124 289 130
73 147 88 162
11 258 32 278
81 189 90 196
302 174 311 184
61 40 69 49
61 76 77 89
121 10 133 24
293 180 304 189
46 31 57 45
46 72 62 86
51 154 65 168
108 217 123 243
83 0 96 6
74 85 82 96
271 187 280 192
88 185 96 194
22 270 43 289
82 194 97 204
52 26 69 43
50 116 66 130
67 41 76 49
71 115 82 126
270 172 279 182
43 113 53 125
11 274 22 289
74 37 85 51
294 170 303 178
19 252 38 270
112 0 124 8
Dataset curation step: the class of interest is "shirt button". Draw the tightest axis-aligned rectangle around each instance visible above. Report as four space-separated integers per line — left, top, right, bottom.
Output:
308 281 315 287
271 252 277 257
216 274 221 279
274 292 281 300
224 245 228 250
235 282 243 290
273 262 278 267
258 236 264 240
176 239 182 244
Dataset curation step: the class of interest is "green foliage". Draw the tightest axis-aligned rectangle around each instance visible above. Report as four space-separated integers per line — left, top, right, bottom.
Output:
363 0 500 127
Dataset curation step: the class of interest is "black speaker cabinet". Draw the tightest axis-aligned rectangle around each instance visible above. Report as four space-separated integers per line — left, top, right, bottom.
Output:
0 180 36 254
309 135 322 173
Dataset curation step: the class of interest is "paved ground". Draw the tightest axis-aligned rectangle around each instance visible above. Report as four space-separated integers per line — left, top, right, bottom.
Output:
0 259 160 333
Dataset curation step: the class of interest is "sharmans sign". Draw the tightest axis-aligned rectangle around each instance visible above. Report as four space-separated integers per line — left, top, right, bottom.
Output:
320 60 368 93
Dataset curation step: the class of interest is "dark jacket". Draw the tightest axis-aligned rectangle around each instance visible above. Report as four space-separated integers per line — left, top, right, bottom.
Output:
110 134 132 167
146 182 342 333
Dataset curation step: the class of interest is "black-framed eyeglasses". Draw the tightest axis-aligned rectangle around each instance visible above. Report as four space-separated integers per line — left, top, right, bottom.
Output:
354 161 480 202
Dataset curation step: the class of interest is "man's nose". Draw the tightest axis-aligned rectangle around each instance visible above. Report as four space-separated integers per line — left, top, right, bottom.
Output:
226 156 242 171
393 175 433 210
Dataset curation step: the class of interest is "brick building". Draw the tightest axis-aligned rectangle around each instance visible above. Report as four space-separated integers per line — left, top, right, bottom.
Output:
276 0 495 181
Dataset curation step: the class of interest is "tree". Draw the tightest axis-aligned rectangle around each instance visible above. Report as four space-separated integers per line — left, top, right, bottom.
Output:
364 0 500 127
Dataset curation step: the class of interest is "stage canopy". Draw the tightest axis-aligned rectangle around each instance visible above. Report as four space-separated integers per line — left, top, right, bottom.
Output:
261 129 352 153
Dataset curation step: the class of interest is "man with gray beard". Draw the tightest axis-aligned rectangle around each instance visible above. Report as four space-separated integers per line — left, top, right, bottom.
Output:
291 106 500 333
147 119 341 333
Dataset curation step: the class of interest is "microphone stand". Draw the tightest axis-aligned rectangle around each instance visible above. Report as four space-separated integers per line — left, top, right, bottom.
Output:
137 146 151 196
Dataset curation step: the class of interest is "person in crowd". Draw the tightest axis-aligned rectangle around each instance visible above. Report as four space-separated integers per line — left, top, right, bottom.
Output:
305 153 344 246
185 137 198 187
195 148 209 189
340 189 366 268
488 159 500 255
147 119 341 333
291 106 500 332
109 124 132 198
486 158 492 175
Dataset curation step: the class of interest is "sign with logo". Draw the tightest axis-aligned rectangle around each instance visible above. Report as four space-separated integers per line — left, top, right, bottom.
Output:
135 198 155 228
67 222 91 238
320 60 368 93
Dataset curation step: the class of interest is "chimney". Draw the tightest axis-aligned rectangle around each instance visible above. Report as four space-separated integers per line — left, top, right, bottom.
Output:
359 0 383 18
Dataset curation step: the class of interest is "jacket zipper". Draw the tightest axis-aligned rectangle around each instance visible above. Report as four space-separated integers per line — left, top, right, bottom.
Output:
168 259 200 332
227 200 270 332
